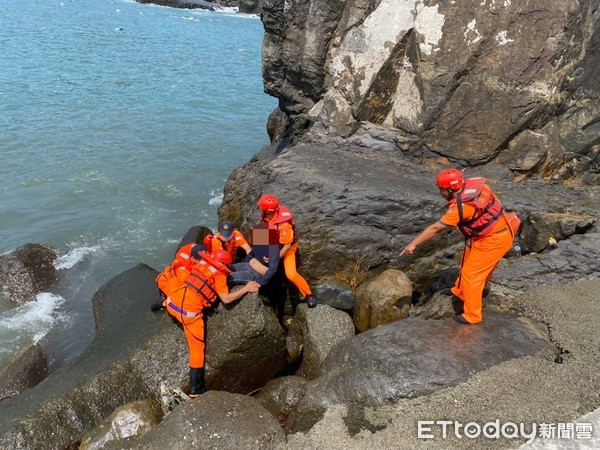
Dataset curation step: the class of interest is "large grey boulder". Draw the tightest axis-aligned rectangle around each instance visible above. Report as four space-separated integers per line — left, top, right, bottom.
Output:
0 343 48 402
286 304 355 380
353 269 412 333
108 391 286 449
205 294 288 394
255 375 308 425
287 312 556 434
79 400 162 450
220 140 600 298
220 143 449 289
0 243 58 304
519 211 597 253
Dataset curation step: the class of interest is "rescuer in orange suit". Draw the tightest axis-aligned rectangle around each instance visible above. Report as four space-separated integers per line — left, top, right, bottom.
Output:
210 220 252 261
400 169 520 324
151 243 206 311
258 194 317 308
162 249 259 397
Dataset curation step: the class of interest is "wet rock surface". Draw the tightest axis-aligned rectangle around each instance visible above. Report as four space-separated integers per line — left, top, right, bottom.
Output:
0 264 175 450
283 280 600 449
0 343 48 402
0 243 58 304
288 312 556 435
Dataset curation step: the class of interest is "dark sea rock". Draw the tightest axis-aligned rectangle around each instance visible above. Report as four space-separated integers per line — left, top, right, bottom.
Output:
0 243 58 304
220 142 600 295
313 282 355 311
106 391 286 449
135 0 264 14
136 0 221 11
255 375 308 425
287 312 556 435
205 294 288 394
286 304 354 380
0 343 48 402
0 264 175 450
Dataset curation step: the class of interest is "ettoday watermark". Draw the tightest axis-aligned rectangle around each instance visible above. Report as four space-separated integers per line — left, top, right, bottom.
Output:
417 420 593 444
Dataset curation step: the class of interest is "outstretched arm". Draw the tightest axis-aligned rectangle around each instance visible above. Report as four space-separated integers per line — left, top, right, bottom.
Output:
219 281 260 304
400 221 450 256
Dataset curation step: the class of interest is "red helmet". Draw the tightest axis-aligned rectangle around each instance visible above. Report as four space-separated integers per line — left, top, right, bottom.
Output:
210 249 232 266
258 194 279 212
436 169 464 190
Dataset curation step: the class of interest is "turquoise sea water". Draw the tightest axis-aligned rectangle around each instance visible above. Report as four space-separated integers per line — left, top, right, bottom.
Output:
0 0 276 369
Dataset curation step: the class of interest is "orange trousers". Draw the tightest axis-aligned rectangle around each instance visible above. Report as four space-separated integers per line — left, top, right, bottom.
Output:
167 294 206 369
283 242 312 298
451 229 513 324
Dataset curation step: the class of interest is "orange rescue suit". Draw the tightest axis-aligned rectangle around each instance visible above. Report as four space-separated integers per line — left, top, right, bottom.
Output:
440 178 520 324
166 256 229 368
156 243 197 298
263 206 312 298
211 230 249 259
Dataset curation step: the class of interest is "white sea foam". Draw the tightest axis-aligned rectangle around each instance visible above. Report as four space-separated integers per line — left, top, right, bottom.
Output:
0 293 66 346
208 190 223 206
54 246 99 270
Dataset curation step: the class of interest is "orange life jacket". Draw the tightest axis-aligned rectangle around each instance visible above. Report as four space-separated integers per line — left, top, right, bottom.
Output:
172 243 197 270
203 234 214 253
156 243 197 295
262 205 298 245
450 177 504 238
175 252 231 312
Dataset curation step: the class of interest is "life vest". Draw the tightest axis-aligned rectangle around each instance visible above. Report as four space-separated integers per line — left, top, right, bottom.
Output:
177 252 232 311
450 177 505 238
203 234 214 253
156 243 196 295
262 205 298 245
172 243 197 270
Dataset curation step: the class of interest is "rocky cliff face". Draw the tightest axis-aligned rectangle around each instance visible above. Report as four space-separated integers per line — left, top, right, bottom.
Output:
261 0 599 183
221 0 600 288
